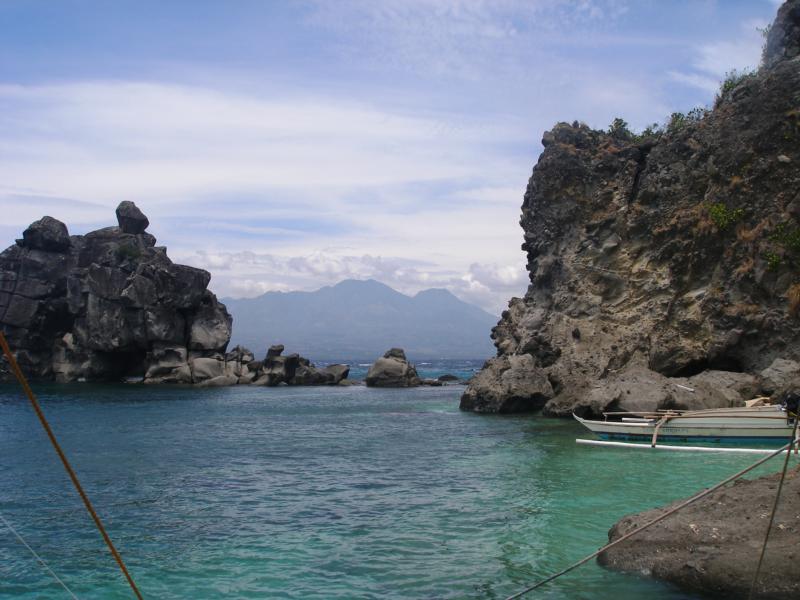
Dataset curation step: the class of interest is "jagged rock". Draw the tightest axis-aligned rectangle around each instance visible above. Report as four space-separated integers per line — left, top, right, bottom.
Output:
115 200 150 234
226 345 255 364
248 345 349 387
266 344 284 359
763 0 800 68
188 293 232 352
598 467 800 599
463 0 800 414
461 355 553 413
561 364 758 418
365 348 421 388
20 216 71 252
759 358 800 395
323 363 350 382
0 202 232 383
290 363 349 386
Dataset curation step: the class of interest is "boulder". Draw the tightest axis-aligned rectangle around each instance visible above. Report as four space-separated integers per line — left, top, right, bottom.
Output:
266 344 284 359
189 357 224 382
460 355 553 413
323 364 350 383
365 348 421 388
759 358 800 395
115 201 150 234
437 374 460 382
291 364 335 386
599 467 800 599
20 216 71 253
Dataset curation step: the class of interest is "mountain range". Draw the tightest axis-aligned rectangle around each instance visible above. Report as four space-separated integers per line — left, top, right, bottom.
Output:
222 279 498 360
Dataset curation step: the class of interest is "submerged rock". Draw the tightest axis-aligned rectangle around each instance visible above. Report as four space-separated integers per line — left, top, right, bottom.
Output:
462 0 800 415
599 467 800 599
365 348 421 387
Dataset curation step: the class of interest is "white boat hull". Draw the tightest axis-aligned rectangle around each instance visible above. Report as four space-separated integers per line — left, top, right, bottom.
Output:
574 408 796 445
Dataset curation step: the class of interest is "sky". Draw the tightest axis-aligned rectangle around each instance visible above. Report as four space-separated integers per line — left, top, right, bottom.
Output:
0 0 783 314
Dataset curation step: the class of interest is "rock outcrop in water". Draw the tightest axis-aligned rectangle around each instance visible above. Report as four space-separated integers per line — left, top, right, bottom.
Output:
0 203 232 383
365 348 422 387
462 0 800 415
599 466 800 599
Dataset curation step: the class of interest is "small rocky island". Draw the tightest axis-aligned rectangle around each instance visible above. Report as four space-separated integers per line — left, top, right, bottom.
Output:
365 348 422 387
0 203 348 387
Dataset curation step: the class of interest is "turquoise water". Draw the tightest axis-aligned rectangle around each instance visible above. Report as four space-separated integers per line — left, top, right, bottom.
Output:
0 383 781 599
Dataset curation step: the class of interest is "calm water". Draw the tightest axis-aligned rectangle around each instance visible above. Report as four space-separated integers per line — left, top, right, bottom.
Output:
0 381 779 599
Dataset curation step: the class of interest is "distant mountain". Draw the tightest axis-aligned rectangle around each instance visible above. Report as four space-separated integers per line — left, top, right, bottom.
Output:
222 279 498 360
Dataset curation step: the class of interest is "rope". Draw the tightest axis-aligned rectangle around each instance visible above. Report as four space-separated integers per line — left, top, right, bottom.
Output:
504 435 799 600
747 413 800 599
0 511 79 599
0 331 143 599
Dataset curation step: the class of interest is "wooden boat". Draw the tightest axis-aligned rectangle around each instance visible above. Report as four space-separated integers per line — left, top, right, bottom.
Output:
574 405 797 446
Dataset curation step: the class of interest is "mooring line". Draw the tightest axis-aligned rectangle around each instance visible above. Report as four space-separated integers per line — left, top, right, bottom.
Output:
0 331 143 599
504 434 798 599
0 511 80 599
748 414 800 599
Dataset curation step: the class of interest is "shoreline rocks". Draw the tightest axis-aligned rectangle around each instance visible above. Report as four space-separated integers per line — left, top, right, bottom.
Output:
462 0 800 416
598 467 800 599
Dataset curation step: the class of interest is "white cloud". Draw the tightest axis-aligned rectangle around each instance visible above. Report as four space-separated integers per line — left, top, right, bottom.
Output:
175 248 522 314
668 17 767 93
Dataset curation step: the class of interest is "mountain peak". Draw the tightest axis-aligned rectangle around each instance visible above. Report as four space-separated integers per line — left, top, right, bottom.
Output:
223 279 498 359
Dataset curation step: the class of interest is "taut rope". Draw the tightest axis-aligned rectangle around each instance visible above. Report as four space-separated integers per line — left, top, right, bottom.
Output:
0 331 143 599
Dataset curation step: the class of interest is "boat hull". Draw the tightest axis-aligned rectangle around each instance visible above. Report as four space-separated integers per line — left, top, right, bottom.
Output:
574 411 795 446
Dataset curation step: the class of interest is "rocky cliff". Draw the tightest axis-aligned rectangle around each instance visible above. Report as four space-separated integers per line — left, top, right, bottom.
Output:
462 0 800 415
0 202 232 383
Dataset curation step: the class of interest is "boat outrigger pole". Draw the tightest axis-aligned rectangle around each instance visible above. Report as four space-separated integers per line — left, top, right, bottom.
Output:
0 331 144 599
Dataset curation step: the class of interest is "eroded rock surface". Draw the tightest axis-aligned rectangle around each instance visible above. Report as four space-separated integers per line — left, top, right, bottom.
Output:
599 467 800 599
365 348 421 387
1 202 231 383
463 0 800 415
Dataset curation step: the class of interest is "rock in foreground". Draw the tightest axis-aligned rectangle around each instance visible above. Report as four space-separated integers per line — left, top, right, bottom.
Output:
598 467 800 599
365 348 421 387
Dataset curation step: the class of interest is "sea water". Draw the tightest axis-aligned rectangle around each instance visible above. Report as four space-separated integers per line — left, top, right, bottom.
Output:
0 379 780 599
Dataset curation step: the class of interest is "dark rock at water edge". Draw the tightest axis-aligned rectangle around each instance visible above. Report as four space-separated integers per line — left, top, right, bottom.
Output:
1 202 232 384
246 344 349 387
462 0 800 415
366 348 421 387
598 467 800 599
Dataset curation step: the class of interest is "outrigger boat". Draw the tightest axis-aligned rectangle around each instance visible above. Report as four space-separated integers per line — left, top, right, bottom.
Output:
574 405 799 452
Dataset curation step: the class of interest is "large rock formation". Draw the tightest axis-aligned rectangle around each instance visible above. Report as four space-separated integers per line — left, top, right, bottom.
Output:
598 466 800 599
462 0 800 415
365 348 422 387
0 203 232 383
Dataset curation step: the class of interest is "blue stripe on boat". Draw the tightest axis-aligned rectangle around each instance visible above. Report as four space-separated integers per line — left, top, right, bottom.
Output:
596 433 790 445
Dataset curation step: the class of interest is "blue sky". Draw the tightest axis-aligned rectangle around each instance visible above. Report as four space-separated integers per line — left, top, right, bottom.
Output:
0 0 783 313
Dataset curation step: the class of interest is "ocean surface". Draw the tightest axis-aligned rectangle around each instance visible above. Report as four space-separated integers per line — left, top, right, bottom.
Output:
0 368 781 599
